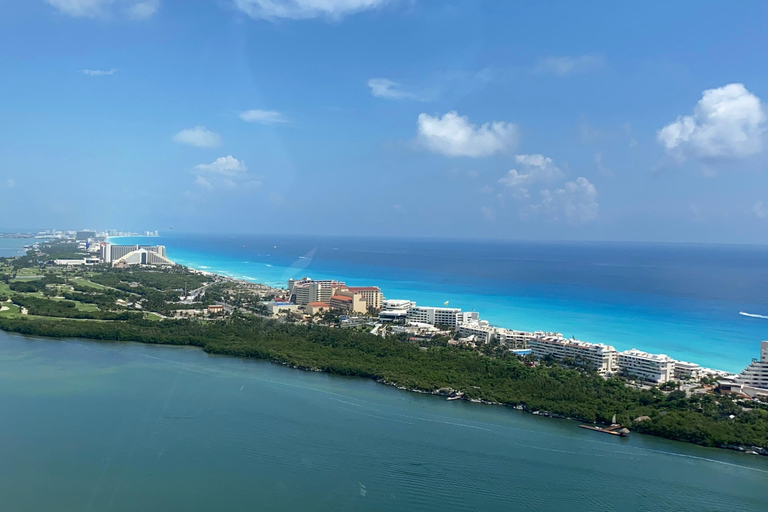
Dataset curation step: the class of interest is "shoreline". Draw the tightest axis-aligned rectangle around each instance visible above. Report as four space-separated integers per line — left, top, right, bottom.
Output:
109 236 736 376
4 326 765 458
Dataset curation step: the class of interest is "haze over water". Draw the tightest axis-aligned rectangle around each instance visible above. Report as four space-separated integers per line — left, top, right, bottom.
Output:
117 234 768 373
0 330 766 511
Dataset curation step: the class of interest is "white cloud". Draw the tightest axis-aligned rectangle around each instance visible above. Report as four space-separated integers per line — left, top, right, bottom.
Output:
125 0 159 19
233 0 388 21
239 110 289 125
368 78 419 100
47 0 159 19
481 206 496 221
173 126 222 148
594 152 613 177
534 55 603 76
393 203 407 213
498 154 564 198
82 68 117 76
535 177 599 224
753 201 768 219
194 175 212 189
195 156 246 176
6 179 15 188
657 83 766 160
417 111 519 157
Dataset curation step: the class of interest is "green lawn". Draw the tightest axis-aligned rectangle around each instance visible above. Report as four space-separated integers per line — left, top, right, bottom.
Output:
145 312 163 322
71 277 108 290
0 303 19 318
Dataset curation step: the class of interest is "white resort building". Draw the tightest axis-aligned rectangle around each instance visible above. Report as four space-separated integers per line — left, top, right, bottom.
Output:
406 306 479 329
618 349 676 384
734 341 768 393
528 336 618 375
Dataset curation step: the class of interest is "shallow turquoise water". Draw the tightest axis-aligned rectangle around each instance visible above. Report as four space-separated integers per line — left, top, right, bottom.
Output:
0 330 766 511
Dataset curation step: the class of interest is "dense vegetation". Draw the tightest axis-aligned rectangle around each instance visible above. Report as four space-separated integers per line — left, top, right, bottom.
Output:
1 313 766 450
2 241 766 453
10 295 140 321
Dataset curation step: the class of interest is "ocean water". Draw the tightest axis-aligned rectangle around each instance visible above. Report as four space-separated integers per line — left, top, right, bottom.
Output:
0 330 766 512
112 234 768 373
0 237 32 257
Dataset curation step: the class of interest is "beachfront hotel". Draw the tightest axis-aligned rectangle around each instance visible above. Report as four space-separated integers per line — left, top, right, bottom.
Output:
457 321 553 349
99 242 171 266
618 349 676 384
406 306 479 329
528 336 619 375
288 278 345 305
733 341 768 393
345 286 383 310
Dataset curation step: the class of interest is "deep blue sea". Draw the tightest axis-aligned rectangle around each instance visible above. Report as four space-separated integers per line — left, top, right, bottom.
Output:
113 234 768 373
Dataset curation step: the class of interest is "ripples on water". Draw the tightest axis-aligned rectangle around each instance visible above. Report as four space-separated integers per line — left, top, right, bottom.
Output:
1 333 766 511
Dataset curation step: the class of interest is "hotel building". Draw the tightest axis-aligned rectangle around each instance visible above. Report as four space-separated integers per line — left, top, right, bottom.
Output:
735 341 768 392
406 306 479 329
528 336 618 375
288 278 345 305
345 286 383 311
329 293 367 314
458 322 558 350
618 349 676 384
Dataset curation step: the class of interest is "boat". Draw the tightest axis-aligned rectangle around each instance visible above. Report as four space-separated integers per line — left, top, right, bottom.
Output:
446 394 463 401
578 415 630 437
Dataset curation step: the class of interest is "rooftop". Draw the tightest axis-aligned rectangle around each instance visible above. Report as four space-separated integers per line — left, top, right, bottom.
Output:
620 348 674 362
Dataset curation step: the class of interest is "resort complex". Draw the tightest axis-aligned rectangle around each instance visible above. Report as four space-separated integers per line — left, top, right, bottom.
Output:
269 277 755 389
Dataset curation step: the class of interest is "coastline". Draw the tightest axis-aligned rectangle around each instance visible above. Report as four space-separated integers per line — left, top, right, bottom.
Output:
111 235 742 375
2 246 767 454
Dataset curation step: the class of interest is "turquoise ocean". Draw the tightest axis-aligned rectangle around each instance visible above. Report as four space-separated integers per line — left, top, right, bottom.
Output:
113 234 768 373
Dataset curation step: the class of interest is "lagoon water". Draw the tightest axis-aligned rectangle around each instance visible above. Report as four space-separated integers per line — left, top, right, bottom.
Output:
116 234 768 373
0 237 31 257
0 330 766 512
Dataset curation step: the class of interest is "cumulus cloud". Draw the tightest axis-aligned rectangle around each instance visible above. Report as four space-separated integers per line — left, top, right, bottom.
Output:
195 156 246 176
173 126 222 148
417 111 519 157
47 0 159 19
498 154 564 198
753 201 768 219
535 177 599 224
233 0 388 20
495 154 599 224
82 68 117 76
239 110 289 125
368 78 420 100
194 175 212 189
534 55 603 76
657 83 766 160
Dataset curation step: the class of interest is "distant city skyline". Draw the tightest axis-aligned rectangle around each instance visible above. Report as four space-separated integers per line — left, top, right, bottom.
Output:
1 1 768 244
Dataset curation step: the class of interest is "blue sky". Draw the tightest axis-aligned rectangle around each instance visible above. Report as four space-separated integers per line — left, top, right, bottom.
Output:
1 0 768 243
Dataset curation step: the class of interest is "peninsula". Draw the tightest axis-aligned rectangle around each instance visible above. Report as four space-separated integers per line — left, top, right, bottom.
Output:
1 238 767 454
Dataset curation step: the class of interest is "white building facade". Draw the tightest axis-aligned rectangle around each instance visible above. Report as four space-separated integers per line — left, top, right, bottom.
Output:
406 306 479 329
618 349 676 384
735 341 768 391
528 336 618 375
